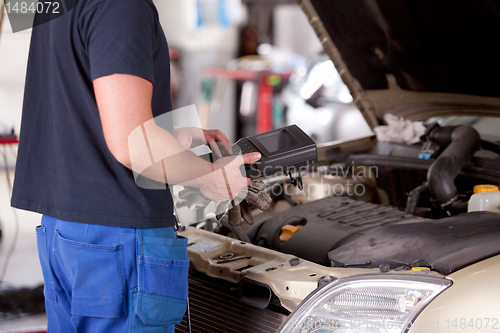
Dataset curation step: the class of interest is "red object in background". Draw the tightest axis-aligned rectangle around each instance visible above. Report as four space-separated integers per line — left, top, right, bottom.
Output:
169 48 180 61
0 136 18 145
256 77 273 133
169 48 180 107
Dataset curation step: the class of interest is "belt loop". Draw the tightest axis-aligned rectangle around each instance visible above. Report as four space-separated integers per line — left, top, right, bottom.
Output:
136 228 143 256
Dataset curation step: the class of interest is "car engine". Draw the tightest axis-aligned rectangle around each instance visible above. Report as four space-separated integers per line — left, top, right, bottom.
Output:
242 124 500 270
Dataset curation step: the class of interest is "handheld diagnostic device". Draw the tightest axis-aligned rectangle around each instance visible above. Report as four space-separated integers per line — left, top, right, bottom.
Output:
201 125 317 188
233 125 317 179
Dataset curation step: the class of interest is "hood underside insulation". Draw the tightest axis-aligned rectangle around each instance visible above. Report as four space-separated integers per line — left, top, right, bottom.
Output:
309 0 500 98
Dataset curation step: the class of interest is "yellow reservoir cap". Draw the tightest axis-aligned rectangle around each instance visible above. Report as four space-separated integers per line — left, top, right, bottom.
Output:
474 184 499 193
411 267 431 272
279 225 303 242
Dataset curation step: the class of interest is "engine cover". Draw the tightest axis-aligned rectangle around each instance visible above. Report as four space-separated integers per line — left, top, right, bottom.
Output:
252 196 426 265
328 211 500 274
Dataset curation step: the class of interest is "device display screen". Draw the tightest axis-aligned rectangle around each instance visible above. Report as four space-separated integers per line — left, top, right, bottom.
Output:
258 129 299 153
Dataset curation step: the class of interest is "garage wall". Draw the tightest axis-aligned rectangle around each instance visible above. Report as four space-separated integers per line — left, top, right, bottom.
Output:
274 4 323 58
0 16 30 136
155 0 244 53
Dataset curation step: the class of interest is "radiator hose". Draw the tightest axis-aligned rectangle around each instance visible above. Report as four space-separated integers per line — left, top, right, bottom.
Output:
406 125 480 214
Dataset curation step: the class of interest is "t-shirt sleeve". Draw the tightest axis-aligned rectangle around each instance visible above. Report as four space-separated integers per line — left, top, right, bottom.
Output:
79 0 158 83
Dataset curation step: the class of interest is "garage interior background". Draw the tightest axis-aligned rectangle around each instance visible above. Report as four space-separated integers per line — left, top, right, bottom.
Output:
0 0 347 331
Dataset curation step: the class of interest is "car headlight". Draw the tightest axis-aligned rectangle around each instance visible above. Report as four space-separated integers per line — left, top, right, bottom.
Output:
277 274 452 333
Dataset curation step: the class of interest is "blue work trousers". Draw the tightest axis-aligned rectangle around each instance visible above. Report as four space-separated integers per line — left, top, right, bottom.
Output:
36 216 189 333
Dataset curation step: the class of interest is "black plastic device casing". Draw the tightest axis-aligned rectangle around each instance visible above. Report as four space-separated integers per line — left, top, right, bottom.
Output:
234 125 317 178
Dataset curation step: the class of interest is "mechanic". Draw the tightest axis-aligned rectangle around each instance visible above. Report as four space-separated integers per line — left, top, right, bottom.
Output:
10 0 260 332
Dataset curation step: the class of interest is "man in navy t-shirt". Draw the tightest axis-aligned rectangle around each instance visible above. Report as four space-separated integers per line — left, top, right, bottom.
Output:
12 0 260 331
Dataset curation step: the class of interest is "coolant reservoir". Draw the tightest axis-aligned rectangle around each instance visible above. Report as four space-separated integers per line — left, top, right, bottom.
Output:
468 185 500 213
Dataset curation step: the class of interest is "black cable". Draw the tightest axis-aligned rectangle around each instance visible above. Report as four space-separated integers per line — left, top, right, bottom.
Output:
0 147 20 285
481 139 500 155
406 182 428 215
8 144 18 160
187 296 192 333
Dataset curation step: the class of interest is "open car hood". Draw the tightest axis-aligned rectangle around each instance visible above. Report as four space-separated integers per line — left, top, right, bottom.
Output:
298 0 500 127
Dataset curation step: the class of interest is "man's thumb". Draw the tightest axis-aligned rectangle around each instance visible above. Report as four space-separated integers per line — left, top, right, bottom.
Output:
242 152 261 165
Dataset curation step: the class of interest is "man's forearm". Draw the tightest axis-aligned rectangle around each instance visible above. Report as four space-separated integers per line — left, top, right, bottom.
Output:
128 122 214 187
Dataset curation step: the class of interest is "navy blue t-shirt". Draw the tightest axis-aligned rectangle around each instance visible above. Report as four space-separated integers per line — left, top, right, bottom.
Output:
12 0 176 228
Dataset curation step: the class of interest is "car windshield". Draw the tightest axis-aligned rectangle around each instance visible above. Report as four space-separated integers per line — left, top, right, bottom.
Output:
428 116 500 141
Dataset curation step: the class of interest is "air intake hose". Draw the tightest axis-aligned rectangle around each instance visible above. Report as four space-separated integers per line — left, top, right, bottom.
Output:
427 125 480 206
406 125 480 213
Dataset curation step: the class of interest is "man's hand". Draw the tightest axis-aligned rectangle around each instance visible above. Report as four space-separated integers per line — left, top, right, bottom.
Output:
199 152 261 203
174 127 232 158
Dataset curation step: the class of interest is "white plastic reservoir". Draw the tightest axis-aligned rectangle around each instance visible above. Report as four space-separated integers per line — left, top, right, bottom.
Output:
468 186 500 213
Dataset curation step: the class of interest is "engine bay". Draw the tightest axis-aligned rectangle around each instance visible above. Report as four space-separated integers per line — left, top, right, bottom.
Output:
192 124 500 274
177 125 500 332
